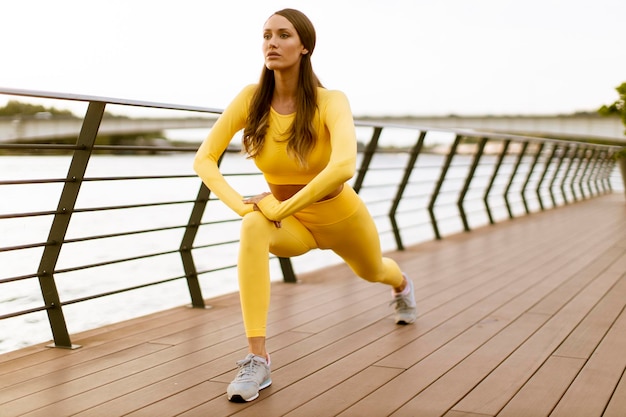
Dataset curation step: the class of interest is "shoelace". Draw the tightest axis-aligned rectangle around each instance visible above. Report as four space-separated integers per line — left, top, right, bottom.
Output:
390 294 410 310
235 357 263 381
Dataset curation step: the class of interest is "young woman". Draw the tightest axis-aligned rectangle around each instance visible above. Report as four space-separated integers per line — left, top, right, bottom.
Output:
193 8 417 403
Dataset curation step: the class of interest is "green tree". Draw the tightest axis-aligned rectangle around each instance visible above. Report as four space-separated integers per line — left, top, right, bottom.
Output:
599 82 626 135
0 100 74 117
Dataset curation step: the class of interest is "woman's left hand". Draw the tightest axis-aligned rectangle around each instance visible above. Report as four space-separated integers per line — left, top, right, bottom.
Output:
243 192 281 228
243 192 271 207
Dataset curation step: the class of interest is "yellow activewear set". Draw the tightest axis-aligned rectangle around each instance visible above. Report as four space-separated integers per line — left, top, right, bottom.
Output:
194 85 404 337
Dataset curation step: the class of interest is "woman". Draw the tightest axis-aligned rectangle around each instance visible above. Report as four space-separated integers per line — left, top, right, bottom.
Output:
193 8 417 403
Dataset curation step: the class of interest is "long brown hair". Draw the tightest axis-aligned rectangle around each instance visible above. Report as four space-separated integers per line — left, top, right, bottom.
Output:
242 8 323 166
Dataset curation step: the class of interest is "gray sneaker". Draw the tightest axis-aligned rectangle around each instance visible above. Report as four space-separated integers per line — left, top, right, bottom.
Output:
390 277 417 324
227 354 272 402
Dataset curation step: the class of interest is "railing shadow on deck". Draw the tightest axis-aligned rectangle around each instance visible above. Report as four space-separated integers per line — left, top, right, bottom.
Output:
0 87 624 353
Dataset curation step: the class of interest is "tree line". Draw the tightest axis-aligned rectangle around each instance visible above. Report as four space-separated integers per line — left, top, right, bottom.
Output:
0 100 75 117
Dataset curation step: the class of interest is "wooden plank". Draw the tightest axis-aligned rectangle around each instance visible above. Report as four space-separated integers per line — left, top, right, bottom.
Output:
282 366 404 417
448 251 626 415
495 255 626 417
496 356 585 417
337 205 620 417
0 342 168 409
223 324 413 416
394 313 552 417
553 250 626 360
70 331 311 417
374 217 613 370
603 369 626 417
550 275 626 417
180 319 400 417
0 307 224 389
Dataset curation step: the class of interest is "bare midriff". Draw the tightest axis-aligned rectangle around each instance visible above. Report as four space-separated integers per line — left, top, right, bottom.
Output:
268 183 344 202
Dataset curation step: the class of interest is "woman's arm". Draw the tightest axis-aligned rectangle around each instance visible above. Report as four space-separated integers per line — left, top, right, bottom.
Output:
193 85 256 217
255 90 357 221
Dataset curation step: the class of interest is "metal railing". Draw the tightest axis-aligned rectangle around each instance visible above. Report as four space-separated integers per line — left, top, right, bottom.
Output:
0 87 623 351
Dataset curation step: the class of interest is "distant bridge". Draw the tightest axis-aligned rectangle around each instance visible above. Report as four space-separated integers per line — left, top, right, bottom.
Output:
0 113 624 144
365 114 625 140
0 116 216 143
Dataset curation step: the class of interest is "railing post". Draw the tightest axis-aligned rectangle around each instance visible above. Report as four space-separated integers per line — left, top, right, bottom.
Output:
389 130 426 250
37 101 105 349
521 142 545 214
574 147 588 199
570 147 586 201
179 183 209 308
603 158 616 193
548 144 569 207
353 127 382 193
504 141 529 219
579 148 596 198
535 144 558 211
428 134 461 240
589 150 602 194
458 137 487 232
595 150 612 193
560 145 579 204
278 257 297 283
593 149 608 195
484 139 510 225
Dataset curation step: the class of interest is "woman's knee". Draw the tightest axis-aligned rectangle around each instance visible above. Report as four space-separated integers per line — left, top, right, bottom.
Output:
240 211 273 239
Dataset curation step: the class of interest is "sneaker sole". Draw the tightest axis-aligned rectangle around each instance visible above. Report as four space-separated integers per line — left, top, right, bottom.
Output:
395 313 417 325
227 379 272 403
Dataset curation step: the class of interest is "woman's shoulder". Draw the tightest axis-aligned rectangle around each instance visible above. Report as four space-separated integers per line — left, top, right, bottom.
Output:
239 83 258 98
226 84 258 110
317 88 350 108
317 87 347 100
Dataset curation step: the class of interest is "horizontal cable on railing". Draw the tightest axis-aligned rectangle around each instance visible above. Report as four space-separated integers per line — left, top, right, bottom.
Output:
62 224 190 244
82 174 197 182
53 247 184 275
60 273 193 307
0 272 40 285
195 263 240 277
0 305 48 321
0 178 69 186
0 241 50 253
190 239 240 251
92 145 198 152
71 199 200 214
0 143 81 151
0 210 58 220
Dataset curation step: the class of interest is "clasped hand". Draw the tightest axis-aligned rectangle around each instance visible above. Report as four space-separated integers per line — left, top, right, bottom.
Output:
243 192 281 228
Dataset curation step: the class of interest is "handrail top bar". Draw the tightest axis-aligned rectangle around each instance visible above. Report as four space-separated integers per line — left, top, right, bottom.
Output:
0 86 223 115
1 86 623 149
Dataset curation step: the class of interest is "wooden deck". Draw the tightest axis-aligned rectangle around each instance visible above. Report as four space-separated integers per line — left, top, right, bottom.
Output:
1 193 625 417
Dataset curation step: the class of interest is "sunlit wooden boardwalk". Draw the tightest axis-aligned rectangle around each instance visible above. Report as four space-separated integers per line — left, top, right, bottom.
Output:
1 193 625 417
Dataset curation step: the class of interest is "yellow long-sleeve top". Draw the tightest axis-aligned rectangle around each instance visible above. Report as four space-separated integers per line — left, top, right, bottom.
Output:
193 84 357 222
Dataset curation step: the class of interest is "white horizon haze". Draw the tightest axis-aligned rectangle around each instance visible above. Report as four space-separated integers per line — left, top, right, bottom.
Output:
2 0 625 118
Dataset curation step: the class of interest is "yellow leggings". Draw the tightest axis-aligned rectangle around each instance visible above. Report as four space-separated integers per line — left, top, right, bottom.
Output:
237 184 404 337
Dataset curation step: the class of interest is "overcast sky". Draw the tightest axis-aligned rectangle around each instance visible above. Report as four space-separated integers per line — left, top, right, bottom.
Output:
2 0 625 117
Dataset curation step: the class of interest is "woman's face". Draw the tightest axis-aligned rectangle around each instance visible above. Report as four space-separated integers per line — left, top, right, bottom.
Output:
263 14 307 72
